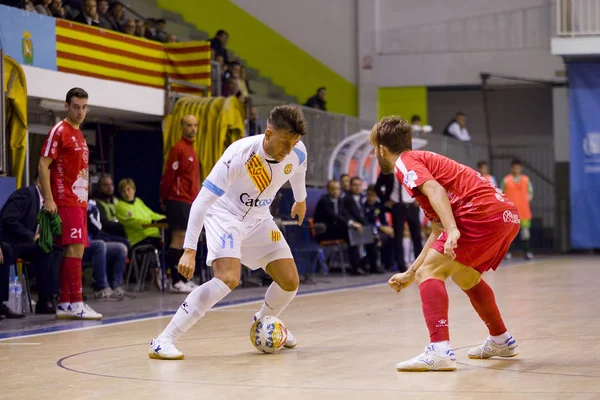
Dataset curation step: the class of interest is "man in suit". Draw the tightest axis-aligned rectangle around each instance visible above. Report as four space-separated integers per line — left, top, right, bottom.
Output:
0 176 61 315
375 171 423 272
363 185 395 271
313 180 366 275
342 177 384 274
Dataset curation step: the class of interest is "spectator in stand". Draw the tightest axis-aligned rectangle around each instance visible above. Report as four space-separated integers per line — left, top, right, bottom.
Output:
363 184 395 271
166 33 177 43
49 0 68 19
96 0 112 29
72 0 99 26
240 66 252 94
94 174 129 244
477 160 497 187
304 87 327 111
107 1 124 32
134 19 147 38
214 54 226 76
153 18 168 42
211 29 229 64
122 18 136 36
33 0 51 15
24 1 35 12
443 111 471 142
247 107 261 136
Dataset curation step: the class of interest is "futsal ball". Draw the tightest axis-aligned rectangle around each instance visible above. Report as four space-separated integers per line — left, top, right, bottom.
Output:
250 315 288 354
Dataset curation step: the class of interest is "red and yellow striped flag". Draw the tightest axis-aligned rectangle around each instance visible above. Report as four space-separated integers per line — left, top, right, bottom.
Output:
55 20 211 94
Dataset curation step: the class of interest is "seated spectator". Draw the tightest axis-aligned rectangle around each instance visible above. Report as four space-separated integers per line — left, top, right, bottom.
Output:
410 115 433 136
211 29 229 64
116 178 191 293
153 18 168 42
85 199 132 301
246 107 261 136
134 19 146 38
33 0 51 15
122 18 136 36
363 185 395 271
304 87 327 111
49 0 69 19
96 0 112 29
313 180 367 276
339 173 350 197
0 176 61 315
107 1 124 32
443 111 471 142
240 66 252 94
24 1 35 12
72 0 99 26
342 177 383 274
166 33 177 43
94 174 128 240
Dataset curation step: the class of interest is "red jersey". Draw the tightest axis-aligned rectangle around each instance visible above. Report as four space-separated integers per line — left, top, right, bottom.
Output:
160 138 200 204
41 120 89 208
394 151 514 223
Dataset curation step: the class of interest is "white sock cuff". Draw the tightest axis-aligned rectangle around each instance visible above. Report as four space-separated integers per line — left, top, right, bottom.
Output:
211 277 232 294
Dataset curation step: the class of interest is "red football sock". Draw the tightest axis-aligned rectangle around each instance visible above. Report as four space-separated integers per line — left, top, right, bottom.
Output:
59 258 71 303
464 279 507 336
419 278 450 342
62 257 83 303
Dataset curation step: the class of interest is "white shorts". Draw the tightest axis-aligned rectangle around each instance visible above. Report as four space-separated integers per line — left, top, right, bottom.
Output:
204 211 293 270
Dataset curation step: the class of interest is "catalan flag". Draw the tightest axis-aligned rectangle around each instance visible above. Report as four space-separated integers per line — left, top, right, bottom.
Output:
246 154 271 192
270 230 282 243
55 20 211 94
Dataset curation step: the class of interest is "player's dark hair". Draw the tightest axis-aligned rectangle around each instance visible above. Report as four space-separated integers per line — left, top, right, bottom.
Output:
366 184 377 194
511 159 522 166
66 87 88 104
477 160 488 168
268 105 307 136
369 116 412 154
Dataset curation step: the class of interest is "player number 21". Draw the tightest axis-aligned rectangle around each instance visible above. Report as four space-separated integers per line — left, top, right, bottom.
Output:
70 228 82 239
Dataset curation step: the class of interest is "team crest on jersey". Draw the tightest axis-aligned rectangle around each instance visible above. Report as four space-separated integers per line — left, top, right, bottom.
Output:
270 230 282 242
284 164 292 174
246 154 271 192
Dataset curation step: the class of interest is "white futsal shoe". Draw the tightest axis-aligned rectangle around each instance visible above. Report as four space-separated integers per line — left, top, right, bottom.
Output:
396 344 457 372
149 338 184 360
468 336 519 359
56 303 103 320
253 314 297 348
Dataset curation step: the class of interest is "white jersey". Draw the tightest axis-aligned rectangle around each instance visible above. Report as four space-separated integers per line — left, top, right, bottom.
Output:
203 134 307 221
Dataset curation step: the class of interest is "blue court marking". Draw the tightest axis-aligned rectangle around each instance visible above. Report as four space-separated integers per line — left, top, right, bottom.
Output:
0 280 387 340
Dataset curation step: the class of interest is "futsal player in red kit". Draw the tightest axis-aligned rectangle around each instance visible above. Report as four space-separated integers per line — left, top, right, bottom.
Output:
370 116 520 371
38 87 102 320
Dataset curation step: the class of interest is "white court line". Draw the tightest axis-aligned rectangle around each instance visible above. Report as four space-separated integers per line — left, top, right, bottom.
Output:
0 282 388 342
0 257 563 342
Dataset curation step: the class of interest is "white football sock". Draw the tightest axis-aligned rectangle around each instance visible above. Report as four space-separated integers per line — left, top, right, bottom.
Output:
491 331 511 345
431 340 451 357
254 282 298 320
158 277 231 342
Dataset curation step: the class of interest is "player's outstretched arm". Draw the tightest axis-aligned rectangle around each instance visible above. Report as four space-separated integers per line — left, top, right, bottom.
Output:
419 180 460 260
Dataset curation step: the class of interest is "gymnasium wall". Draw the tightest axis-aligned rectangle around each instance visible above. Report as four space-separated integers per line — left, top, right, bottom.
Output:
157 0 358 116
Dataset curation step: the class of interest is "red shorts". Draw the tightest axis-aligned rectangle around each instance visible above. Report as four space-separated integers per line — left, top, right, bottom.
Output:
431 209 520 273
55 206 89 247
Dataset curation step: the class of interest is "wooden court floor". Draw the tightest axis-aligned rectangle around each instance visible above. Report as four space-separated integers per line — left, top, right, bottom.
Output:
1 256 599 399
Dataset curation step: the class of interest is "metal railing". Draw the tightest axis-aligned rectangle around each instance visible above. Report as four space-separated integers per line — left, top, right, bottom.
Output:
556 0 600 36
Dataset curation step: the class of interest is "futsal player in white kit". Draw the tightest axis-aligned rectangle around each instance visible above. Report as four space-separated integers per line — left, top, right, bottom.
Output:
149 105 308 359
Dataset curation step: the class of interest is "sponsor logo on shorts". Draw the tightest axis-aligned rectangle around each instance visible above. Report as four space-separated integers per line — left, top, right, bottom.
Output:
270 230 282 242
284 164 292 174
503 210 520 224
240 193 273 208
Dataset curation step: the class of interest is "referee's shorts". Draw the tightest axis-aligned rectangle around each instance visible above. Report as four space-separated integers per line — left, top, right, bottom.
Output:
165 200 192 231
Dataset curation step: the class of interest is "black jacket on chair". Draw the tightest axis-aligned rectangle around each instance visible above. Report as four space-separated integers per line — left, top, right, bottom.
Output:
313 195 351 241
0 185 40 245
